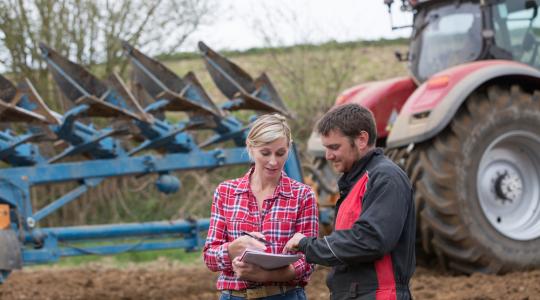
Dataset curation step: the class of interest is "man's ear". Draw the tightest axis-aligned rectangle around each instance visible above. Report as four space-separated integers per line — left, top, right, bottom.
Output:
354 131 369 150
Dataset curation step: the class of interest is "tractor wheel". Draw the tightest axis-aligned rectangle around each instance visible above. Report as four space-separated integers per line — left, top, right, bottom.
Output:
409 84 540 273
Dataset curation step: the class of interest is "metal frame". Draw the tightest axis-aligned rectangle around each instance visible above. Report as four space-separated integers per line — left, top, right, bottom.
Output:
0 42 299 282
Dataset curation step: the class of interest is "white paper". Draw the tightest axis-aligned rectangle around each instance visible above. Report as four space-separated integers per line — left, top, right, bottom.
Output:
239 249 301 270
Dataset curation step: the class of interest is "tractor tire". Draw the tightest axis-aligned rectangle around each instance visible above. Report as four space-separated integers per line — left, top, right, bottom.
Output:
395 84 540 274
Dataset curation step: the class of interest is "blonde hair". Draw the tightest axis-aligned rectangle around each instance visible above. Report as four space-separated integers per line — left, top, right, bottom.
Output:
246 114 292 153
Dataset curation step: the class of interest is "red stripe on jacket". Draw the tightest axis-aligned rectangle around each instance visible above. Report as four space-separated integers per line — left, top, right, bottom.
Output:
334 172 397 300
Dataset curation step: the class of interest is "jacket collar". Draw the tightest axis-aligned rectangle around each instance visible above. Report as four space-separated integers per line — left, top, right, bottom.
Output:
234 167 293 198
338 147 382 196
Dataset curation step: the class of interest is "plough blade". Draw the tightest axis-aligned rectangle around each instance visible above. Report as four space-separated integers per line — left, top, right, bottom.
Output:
17 79 61 125
106 73 152 123
198 42 291 118
105 73 154 139
15 80 60 141
0 76 52 165
122 41 223 120
182 72 221 128
197 42 255 98
39 43 143 121
39 43 106 102
0 75 56 125
0 101 50 124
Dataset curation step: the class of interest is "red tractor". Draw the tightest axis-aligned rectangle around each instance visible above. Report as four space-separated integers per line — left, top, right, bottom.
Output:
307 0 540 274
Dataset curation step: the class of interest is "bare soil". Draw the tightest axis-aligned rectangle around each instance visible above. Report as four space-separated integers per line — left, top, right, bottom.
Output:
1 260 539 300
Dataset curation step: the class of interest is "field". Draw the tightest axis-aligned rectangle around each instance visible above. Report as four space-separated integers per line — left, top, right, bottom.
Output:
2 41 539 299
1 259 540 300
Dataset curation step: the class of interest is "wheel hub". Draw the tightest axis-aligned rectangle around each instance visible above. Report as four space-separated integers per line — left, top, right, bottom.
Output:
477 130 540 241
491 169 523 204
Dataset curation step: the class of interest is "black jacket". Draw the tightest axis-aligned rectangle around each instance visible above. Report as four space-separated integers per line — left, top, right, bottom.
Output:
299 148 415 300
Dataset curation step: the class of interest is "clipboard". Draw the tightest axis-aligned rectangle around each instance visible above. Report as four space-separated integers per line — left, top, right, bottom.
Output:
239 249 301 270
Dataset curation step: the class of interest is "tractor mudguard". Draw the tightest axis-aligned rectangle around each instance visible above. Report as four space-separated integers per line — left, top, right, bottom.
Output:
336 76 417 139
387 60 540 148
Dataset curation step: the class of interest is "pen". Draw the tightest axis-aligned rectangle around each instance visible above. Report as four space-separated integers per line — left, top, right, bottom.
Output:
241 231 272 245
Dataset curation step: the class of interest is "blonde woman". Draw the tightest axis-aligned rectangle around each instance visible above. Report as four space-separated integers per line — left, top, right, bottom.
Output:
204 114 319 300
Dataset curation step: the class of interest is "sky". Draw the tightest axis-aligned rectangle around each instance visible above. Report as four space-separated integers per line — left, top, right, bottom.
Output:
0 0 413 73
180 0 413 52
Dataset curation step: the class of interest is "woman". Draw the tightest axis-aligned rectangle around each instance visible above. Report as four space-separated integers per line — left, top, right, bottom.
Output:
203 114 319 300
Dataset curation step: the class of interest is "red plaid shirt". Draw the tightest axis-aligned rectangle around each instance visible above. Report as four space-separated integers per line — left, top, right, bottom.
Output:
203 168 319 291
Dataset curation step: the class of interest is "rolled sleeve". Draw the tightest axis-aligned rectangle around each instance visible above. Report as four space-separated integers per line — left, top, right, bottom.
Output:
292 254 313 282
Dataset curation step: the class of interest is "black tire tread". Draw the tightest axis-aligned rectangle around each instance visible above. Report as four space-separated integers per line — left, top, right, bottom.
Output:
393 84 540 274
416 181 458 215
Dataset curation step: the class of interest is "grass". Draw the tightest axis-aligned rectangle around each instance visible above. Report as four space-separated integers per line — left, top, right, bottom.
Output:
155 38 408 62
55 248 202 267
26 246 203 269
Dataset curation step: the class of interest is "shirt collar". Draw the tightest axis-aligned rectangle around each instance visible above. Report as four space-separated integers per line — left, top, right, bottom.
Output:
234 167 294 198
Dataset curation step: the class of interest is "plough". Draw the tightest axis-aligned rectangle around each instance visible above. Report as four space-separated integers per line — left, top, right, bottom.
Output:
0 42 302 283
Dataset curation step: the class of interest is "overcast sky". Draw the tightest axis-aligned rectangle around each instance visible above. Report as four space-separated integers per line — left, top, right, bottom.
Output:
0 1 413 73
180 0 413 52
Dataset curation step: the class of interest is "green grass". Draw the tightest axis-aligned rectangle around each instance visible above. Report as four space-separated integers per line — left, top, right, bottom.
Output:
36 248 203 268
155 38 408 61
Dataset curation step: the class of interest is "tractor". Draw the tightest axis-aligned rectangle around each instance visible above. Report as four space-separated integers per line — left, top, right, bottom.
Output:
307 0 540 274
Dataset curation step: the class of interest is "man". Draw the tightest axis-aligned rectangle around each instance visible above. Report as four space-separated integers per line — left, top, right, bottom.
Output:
284 104 415 300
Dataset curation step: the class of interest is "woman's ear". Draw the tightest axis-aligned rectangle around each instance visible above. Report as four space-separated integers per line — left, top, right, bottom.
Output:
246 146 253 162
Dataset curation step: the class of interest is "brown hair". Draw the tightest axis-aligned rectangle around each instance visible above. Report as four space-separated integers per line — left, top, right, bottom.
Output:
316 103 377 145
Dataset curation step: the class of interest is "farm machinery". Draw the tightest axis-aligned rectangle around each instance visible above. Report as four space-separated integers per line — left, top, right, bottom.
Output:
0 42 302 283
308 0 540 274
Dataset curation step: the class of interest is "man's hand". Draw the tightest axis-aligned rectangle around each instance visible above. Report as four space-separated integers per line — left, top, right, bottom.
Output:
283 233 306 253
227 232 266 259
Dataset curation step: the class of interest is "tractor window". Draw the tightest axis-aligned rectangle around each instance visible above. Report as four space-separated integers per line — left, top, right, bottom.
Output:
411 3 483 82
493 0 540 67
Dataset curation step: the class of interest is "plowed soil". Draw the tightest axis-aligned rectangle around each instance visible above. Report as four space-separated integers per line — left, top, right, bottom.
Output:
1 260 539 300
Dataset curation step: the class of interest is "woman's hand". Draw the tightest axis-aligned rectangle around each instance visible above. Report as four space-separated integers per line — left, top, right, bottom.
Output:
232 257 296 282
232 256 267 282
227 231 267 259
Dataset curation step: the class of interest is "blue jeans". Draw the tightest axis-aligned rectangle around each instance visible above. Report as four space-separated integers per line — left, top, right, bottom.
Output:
219 287 306 300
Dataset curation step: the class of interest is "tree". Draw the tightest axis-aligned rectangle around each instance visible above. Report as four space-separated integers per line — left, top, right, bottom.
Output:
251 3 359 141
0 0 216 110
0 0 217 226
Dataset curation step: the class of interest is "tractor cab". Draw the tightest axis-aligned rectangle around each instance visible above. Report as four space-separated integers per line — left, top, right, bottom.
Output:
400 0 540 82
